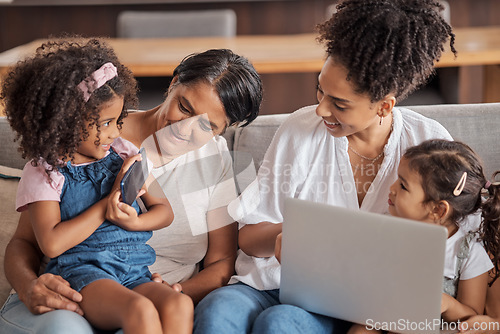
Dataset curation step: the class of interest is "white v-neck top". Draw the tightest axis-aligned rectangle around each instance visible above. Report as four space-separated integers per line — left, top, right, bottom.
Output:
228 105 454 290
148 136 238 284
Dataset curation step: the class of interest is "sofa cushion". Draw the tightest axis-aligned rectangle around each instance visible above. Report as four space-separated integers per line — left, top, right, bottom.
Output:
410 103 500 179
233 114 289 171
222 126 235 152
0 165 21 305
0 117 27 170
231 114 289 193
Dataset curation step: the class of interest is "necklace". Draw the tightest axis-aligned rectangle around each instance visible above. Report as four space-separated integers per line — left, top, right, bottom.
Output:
348 145 384 162
348 115 393 163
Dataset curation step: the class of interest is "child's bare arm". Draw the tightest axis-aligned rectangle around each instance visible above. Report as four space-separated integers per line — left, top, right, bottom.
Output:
5 211 84 315
29 198 108 258
28 155 145 258
459 315 500 333
486 273 500 319
139 189 174 229
442 272 489 322
459 273 500 333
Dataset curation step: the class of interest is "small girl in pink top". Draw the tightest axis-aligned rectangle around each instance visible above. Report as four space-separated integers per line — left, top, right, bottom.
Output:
2 38 192 333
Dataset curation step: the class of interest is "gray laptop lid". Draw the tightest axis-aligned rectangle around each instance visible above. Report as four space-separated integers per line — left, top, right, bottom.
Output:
280 198 447 334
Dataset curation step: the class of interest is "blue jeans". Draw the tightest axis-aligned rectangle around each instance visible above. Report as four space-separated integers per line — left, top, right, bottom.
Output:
0 293 94 334
194 282 350 334
0 293 127 334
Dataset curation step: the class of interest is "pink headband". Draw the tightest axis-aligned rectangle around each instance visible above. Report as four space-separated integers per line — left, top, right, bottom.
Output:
77 62 118 102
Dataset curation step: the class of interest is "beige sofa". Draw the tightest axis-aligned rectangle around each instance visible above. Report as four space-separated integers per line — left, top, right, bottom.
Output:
2 103 500 306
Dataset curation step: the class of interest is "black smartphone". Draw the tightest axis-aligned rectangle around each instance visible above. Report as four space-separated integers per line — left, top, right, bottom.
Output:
120 148 148 205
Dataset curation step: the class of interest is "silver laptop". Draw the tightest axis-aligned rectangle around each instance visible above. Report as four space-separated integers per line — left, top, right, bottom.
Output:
280 198 448 334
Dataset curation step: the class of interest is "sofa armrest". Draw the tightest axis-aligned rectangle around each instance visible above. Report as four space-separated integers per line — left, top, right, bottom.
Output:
0 166 22 306
0 117 27 170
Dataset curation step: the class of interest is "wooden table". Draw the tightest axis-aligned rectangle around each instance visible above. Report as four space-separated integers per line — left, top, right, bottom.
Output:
0 33 327 77
1 26 500 106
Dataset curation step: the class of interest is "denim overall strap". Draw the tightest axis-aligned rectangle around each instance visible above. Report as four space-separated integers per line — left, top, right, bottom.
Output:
55 148 152 250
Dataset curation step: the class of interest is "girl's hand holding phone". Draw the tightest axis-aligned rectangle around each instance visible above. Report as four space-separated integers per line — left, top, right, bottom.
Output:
106 188 142 230
110 153 143 194
106 154 145 230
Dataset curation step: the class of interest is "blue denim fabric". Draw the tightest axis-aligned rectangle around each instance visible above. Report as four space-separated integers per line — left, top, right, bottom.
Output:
194 282 350 334
45 148 155 291
0 294 95 334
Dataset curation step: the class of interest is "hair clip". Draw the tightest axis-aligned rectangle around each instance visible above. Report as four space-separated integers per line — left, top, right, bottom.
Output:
453 172 467 196
77 62 117 102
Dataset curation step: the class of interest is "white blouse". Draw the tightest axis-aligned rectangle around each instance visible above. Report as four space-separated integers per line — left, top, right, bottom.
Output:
229 105 454 291
148 135 238 284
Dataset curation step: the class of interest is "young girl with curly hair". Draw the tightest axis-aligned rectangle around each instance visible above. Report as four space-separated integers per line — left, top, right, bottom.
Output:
350 139 500 333
1 38 192 333
194 0 458 333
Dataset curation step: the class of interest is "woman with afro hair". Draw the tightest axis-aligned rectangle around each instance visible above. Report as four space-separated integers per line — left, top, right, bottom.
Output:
194 0 458 333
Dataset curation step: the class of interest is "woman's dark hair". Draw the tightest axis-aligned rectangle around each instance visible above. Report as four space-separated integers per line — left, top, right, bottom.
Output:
404 139 500 284
0 38 138 170
317 0 457 102
172 48 262 127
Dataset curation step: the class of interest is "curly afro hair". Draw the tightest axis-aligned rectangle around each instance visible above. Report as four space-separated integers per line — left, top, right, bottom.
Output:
317 0 456 102
0 38 138 170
